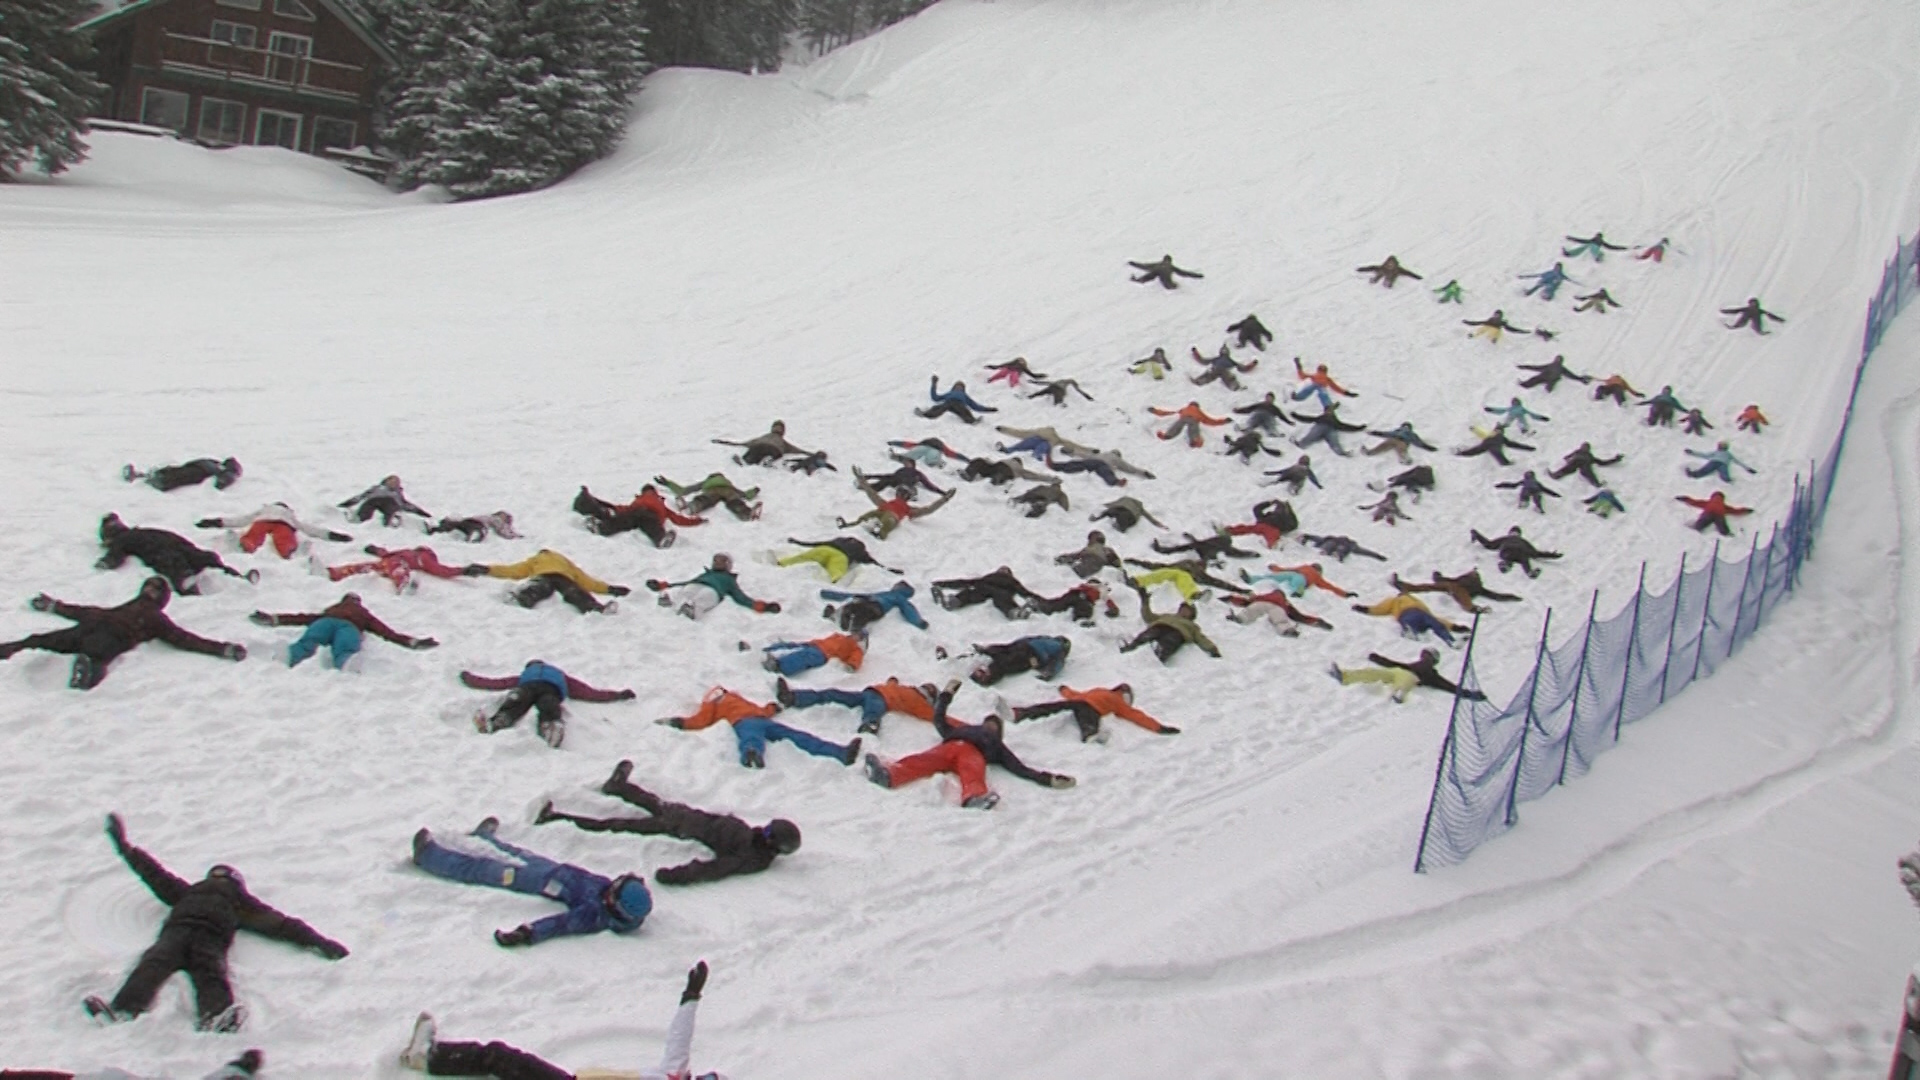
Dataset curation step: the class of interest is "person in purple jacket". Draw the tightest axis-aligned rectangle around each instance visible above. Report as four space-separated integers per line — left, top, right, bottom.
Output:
461 661 635 748
409 818 650 948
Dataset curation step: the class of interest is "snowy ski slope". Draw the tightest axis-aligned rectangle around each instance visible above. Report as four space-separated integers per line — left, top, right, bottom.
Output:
4 0 1920 1075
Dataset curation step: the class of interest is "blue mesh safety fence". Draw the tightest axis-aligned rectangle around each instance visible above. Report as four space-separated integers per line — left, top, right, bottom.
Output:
1416 224 1920 871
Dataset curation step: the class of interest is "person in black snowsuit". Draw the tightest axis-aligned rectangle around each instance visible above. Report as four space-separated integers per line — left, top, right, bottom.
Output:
1300 533 1388 562
1025 581 1117 625
1549 442 1623 487
83 814 347 1032
1470 526 1562 577
537 761 801 885
1128 254 1203 289
1150 531 1259 564
1056 531 1122 579
1010 478 1070 518
339 476 432 527
1091 496 1166 533
1263 453 1321 493
1495 470 1560 513
425 511 519 542
958 454 1048 487
1027 377 1095 407
0 577 245 689
1516 355 1592 393
1456 427 1535 466
932 568 1045 619
1366 649 1486 700
970 636 1072 685
1043 450 1129 489
1356 255 1423 287
1227 313 1273 350
1390 569 1522 613
96 514 254 595
1190 346 1258 390
713 420 817 467
1234 391 1294 434
1223 429 1287 463
1721 297 1785 335
1376 463 1436 501
1680 408 1714 437
123 457 242 492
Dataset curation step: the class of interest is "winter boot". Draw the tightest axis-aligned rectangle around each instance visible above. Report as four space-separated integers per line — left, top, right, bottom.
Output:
399 1012 437 1071
863 754 891 788
199 1003 247 1033
603 759 634 793
69 654 102 690
774 678 795 708
841 737 863 766
962 793 1001 810
537 717 565 748
742 749 765 769
83 995 125 1024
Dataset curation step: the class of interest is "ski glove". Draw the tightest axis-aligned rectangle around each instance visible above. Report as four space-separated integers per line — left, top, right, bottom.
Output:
607 585 632 597
248 612 278 626
682 960 709 1003
29 594 55 612
494 925 534 948
196 518 222 528
409 638 440 650
461 564 491 577
222 644 247 661
314 938 349 960
1047 774 1077 789
105 812 130 855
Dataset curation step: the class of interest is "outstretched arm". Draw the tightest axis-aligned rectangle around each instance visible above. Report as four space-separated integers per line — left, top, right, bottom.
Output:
106 814 190 907
459 671 520 692
235 895 349 958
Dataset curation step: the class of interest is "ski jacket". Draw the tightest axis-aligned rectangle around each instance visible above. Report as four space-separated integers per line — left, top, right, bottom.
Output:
819 583 928 628
1058 686 1163 729
484 550 615 594
618 489 704 527
1369 423 1436 450
202 503 339 538
1684 447 1754 472
1272 564 1348 596
118 842 341 955
928 377 994 412
1677 493 1751 517
772 634 864 670
1134 594 1220 655
461 664 633 703
1098 497 1164 526
98 524 219 573
260 596 420 646
1293 359 1353 395
1149 403 1229 425
872 678 937 720
675 688 778 730
339 479 428 518
930 691 1054 785
43 591 232 657
1357 593 1433 619
1737 406 1769 427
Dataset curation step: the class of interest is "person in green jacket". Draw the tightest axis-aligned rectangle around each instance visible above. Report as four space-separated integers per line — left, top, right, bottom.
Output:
1119 581 1220 663
647 554 781 620
652 472 762 520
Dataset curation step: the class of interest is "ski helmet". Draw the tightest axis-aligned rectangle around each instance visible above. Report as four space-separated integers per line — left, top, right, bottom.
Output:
606 874 652 925
765 819 801 854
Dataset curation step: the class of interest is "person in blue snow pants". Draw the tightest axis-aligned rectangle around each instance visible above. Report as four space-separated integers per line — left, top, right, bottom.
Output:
1398 607 1458 646
285 618 362 669
730 716 854 768
411 823 649 947
762 641 829 677
788 686 884 727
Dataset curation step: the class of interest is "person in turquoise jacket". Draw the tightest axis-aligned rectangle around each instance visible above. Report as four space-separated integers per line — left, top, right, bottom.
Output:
1684 442 1757 483
410 818 650 948
648 554 780 620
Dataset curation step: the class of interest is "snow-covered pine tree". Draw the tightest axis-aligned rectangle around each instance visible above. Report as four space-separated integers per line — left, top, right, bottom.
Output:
0 0 107 178
636 0 793 73
378 0 649 199
796 0 931 55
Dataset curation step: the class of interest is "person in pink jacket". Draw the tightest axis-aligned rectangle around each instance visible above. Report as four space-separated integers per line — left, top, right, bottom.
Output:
399 962 723 1080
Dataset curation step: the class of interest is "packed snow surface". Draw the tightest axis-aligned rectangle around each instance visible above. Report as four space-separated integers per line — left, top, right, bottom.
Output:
5 0 1920 1075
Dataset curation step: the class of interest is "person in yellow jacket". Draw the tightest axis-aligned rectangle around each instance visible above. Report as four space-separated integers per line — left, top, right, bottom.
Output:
1349 591 1468 646
464 550 630 614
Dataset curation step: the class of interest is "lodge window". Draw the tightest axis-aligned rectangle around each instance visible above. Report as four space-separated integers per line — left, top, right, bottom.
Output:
313 116 357 153
273 0 318 19
214 0 263 9
198 97 245 145
209 20 258 48
256 109 301 149
139 88 190 132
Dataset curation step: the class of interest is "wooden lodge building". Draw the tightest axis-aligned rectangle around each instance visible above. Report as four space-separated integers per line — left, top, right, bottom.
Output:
77 0 397 158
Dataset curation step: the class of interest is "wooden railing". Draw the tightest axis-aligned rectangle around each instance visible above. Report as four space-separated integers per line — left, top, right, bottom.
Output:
158 31 367 98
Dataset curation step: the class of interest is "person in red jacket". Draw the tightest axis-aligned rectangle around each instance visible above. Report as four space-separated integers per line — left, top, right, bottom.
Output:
319 544 469 593
251 593 437 669
1676 491 1752 536
1735 404 1770 434
1149 402 1231 447
662 687 860 770
1010 684 1179 742
462 661 635 748
0 577 244 690
574 484 702 548
864 681 1073 809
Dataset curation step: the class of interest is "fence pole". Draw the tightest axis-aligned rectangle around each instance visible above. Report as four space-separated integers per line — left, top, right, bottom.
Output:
1688 539 1722 684
1414 609 1483 873
1556 590 1600 786
1504 610 1553 827
1727 530 1761 655
1657 552 1689 704
1613 561 1648 741
1785 474 1804 591
1753 521 1781 623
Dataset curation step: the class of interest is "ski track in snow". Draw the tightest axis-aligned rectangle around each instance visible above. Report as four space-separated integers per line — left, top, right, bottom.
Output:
4 0 1920 1075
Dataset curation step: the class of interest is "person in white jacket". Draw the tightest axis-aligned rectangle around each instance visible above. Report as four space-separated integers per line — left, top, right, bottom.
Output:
398 962 721 1080
195 503 350 559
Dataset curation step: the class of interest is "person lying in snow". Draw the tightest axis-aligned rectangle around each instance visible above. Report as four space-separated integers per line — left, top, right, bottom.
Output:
1299 533 1388 562
658 687 859 770
819 580 928 634
1349 591 1469 647
338 476 431 527
251 593 436 669
1190 345 1258 391
1592 373 1644 407
468 550 629 614
915 376 998 425
712 419 818 467
1291 403 1366 456
96 514 254 595
1149 401 1231 447
424 511 519 542
1469 525 1562 577
398 962 720 1080
196 503 351 559
969 635 1073 685
0 577 243 690
1720 296 1785 335
320 544 467 593
573 484 700 547
1119 582 1221 663
653 472 763 520
1549 442 1623 487
1235 391 1295 435
122 457 241 492
646 553 777 620
1090 496 1167 533
1515 355 1592 394
984 356 1046 386
864 681 1074 809
1495 470 1560 513
1362 421 1438 463
5 1049 264 1080
1227 312 1273 349
1011 683 1178 741
1128 254 1204 289
410 818 649 948
836 468 956 538
760 632 865 677
776 536 900 584
84 814 345 1033
932 567 1046 619
776 675 937 735
538 762 801 885
464 661 634 747
1222 588 1332 636
1356 254 1423 287
1389 569 1522 614
1676 491 1752 536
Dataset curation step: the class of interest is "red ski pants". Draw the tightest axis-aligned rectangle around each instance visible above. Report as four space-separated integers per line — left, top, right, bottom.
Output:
239 521 297 558
886 742 990 801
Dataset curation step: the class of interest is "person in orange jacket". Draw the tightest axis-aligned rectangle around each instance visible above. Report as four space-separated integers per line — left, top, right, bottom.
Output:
1677 491 1752 536
775 674 937 734
1735 404 1770 434
1259 562 1357 599
1149 402 1231 447
1010 683 1179 742
761 632 865 677
1291 358 1358 409
660 687 860 770
574 483 703 548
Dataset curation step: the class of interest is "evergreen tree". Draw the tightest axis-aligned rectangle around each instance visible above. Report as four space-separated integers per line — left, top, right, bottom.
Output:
0 0 107 178
636 0 792 73
378 0 649 199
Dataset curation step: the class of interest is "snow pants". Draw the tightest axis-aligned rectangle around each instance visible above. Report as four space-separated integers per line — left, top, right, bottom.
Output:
1120 624 1187 662
110 922 232 1026
238 521 297 558
790 687 887 729
667 584 723 619
1340 667 1418 702
1397 608 1457 645
1157 418 1206 447
886 741 990 801
999 436 1051 460
413 831 605 924
516 574 607 613
731 717 849 766
1226 522 1284 548
777 547 851 583
686 490 758 519
1686 461 1733 482
1290 384 1333 409
348 497 412 526
2 624 137 670
427 1041 571 1080
552 783 721 845
487 683 563 731
593 509 668 545
919 401 982 424
286 617 362 669
1050 457 1123 486
1229 601 1306 634
1293 425 1351 456
1131 568 1202 600
763 643 828 677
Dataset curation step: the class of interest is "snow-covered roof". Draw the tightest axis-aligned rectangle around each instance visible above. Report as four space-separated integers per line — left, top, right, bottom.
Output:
76 0 398 66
